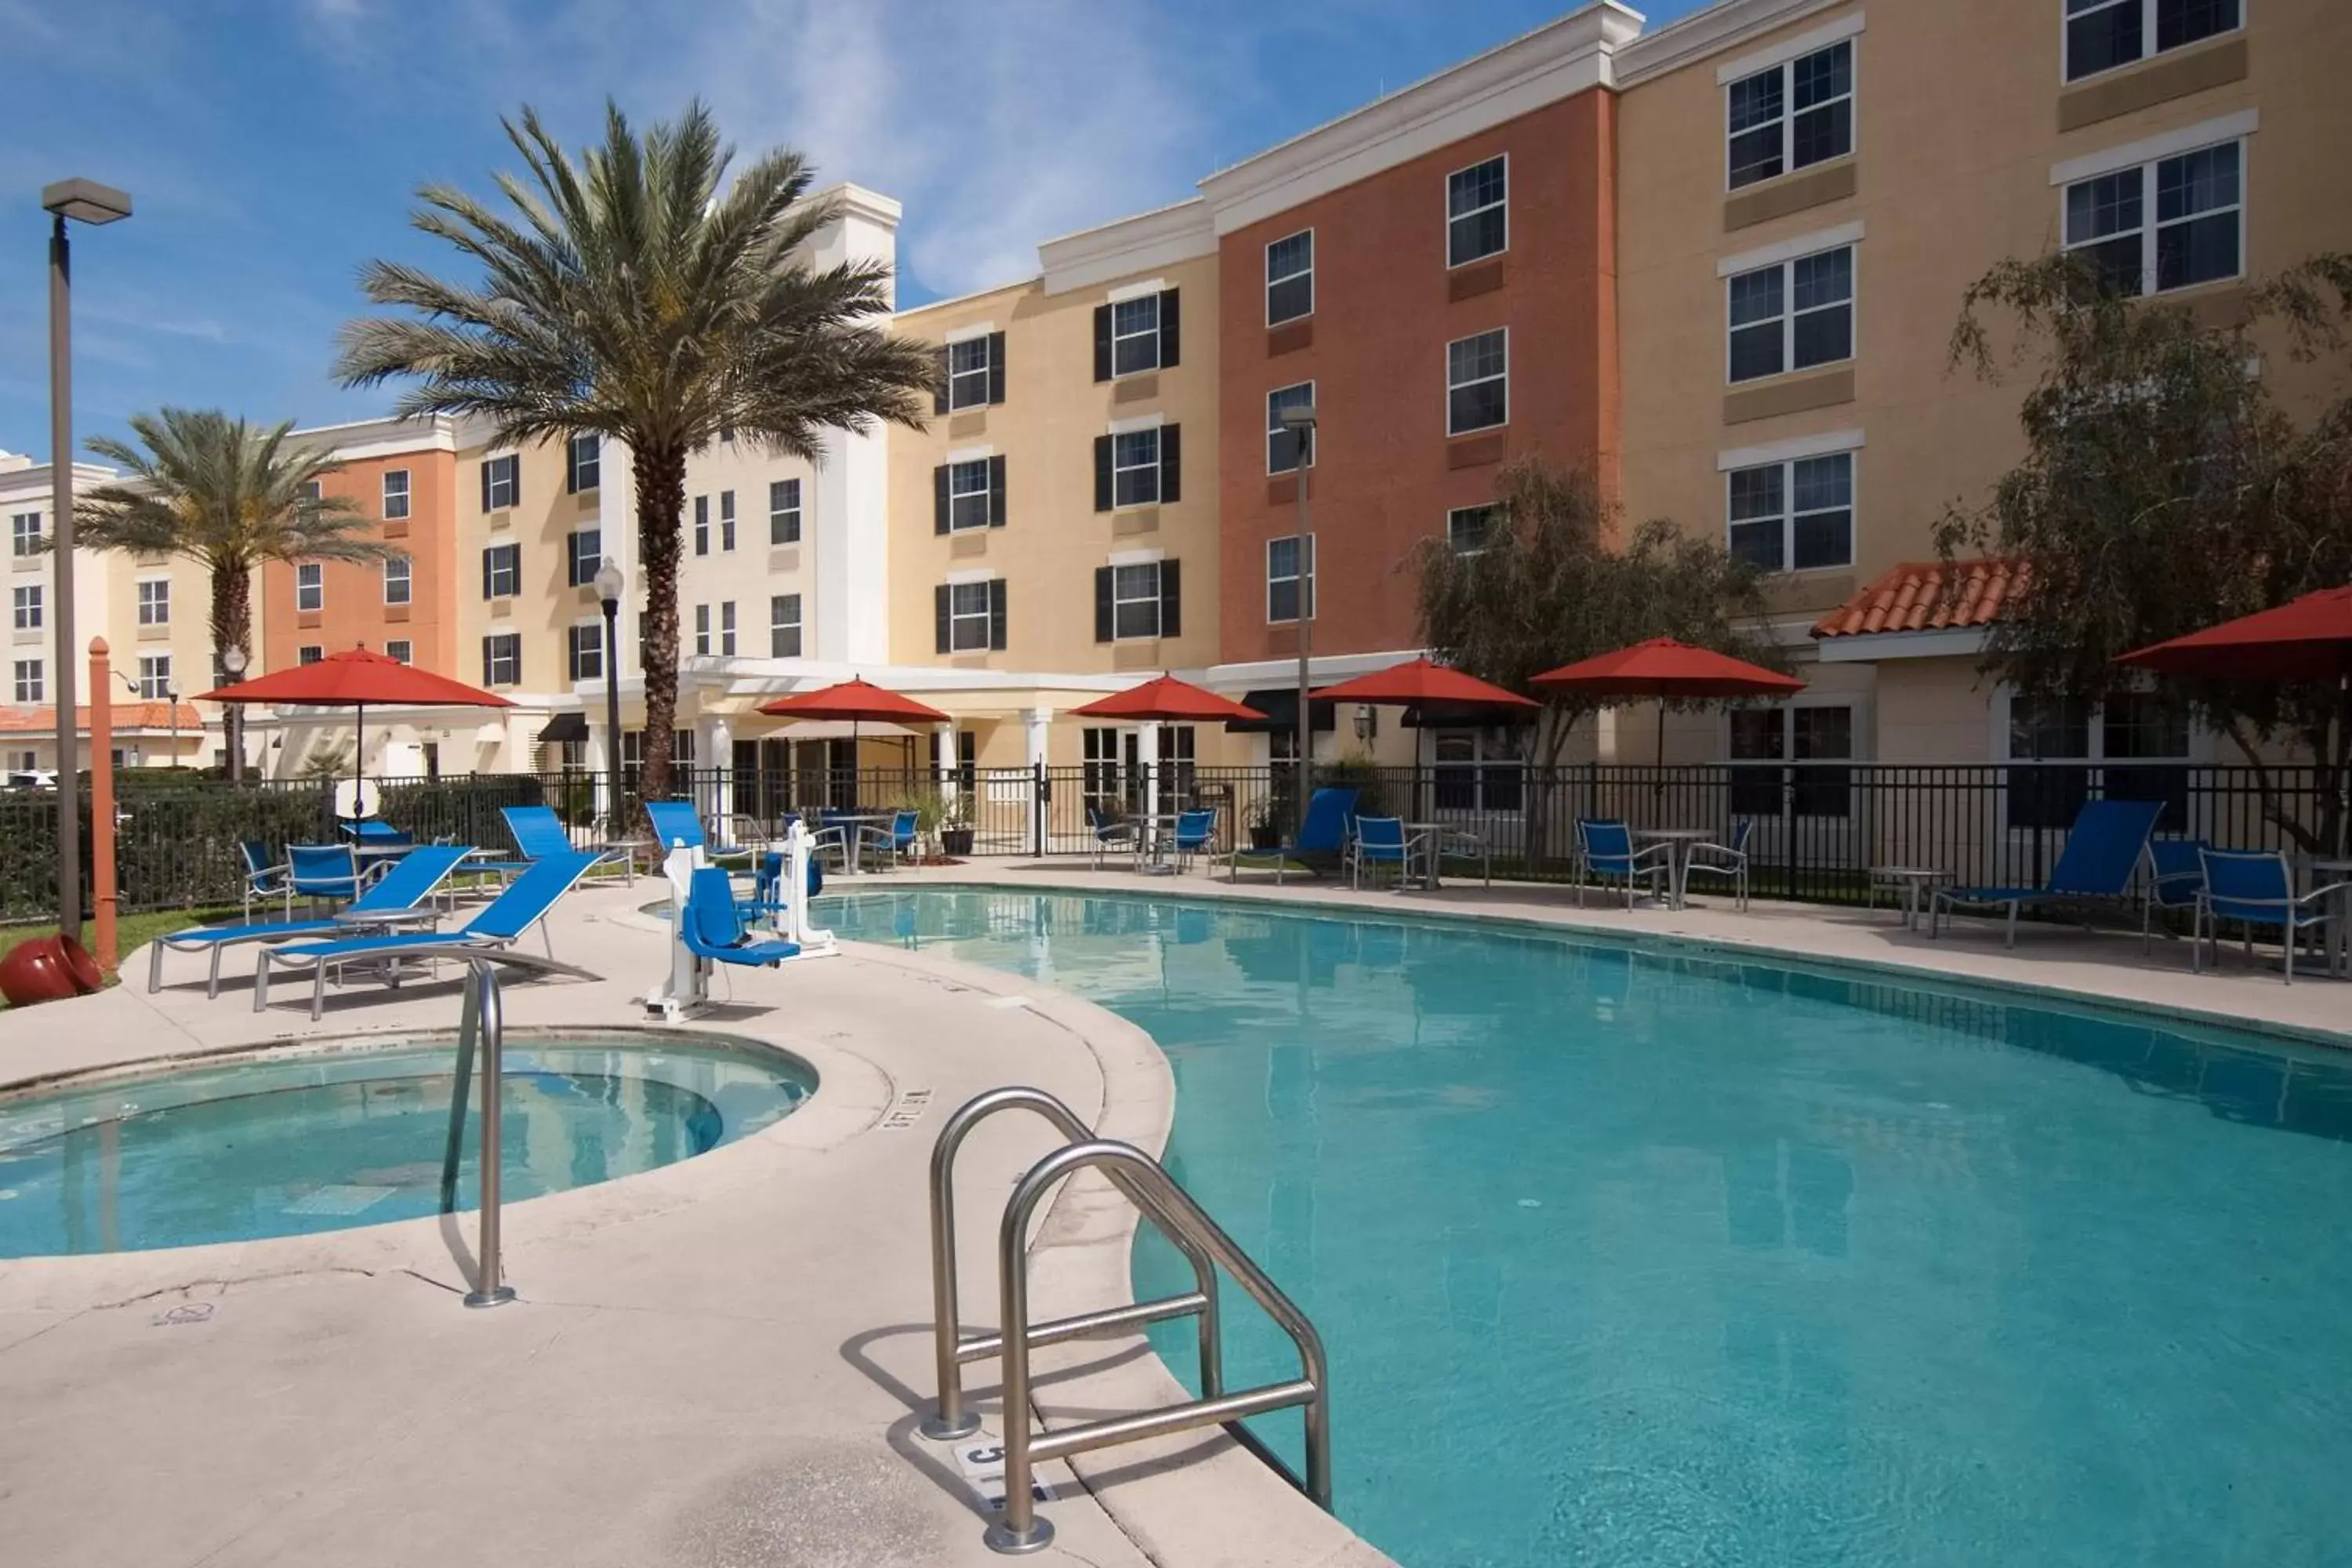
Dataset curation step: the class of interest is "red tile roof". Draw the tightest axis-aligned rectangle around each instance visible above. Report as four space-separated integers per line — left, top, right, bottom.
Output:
1812 558 2029 640
0 702 205 735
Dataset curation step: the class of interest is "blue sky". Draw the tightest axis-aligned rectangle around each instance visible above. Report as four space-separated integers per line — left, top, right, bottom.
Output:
2 0 1706 462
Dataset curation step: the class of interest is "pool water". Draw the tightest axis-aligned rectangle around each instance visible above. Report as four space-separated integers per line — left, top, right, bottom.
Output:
824 887 2352 1568
0 1034 812 1258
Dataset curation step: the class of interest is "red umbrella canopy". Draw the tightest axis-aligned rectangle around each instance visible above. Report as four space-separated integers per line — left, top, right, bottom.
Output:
1311 658 1537 711
757 677 951 726
195 646 513 708
2118 586 2352 683
1531 637 1804 699
1071 675 1266 723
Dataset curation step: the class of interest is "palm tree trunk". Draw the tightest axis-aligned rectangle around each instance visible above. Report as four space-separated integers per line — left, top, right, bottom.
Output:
634 440 688 801
209 557 252 671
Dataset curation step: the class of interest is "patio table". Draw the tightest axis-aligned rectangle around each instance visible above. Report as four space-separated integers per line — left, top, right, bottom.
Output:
1131 814 1187 875
825 814 896 875
1635 827 1712 909
1400 823 1458 891
1869 866 1952 932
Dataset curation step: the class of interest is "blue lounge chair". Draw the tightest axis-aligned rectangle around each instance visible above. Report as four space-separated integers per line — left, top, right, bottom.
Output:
473 803 627 884
856 809 919 873
256 853 600 1019
1573 818 1670 909
1227 787 1360 884
1088 805 1138 869
1345 816 1428 891
1930 797 2165 947
288 844 372 906
681 866 800 972
238 840 289 919
1169 808 1217 873
342 818 414 851
151 844 474 998
2143 837 2208 953
2194 848 2346 983
1682 818 1755 910
644 799 754 862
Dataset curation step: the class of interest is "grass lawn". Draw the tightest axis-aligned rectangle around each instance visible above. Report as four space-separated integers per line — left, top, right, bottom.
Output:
0 906 241 1003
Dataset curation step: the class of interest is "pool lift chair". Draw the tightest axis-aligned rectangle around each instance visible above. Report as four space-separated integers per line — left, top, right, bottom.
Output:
644 818 837 1022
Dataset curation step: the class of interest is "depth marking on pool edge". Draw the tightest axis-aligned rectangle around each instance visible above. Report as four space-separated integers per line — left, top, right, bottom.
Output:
951 1434 1057 1515
879 1087 935 1131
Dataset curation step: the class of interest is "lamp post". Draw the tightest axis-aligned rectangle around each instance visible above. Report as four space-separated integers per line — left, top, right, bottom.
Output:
220 644 248 782
1279 400 1317 834
595 556 625 835
42 176 133 936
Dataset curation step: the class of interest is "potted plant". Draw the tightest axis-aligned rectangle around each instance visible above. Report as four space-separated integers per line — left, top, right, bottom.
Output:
939 792 975 858
1247 797 1283 852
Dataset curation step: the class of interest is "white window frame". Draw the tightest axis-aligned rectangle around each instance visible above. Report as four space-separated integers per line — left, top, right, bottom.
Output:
2063 0 2245 85
692 495 709 555
1267 382 1316 475
694 603 711 656
385 639 413 664
1991 684 2209 833
1266 534 1316 625
1446 328 1509 437
1726 244 1855 384
136 653 172 701
11 584 39 630
299 644 324 666
383 554 412 606
769 478 802 545
1266 229 1314 325
1112 428 1162 510
483 633 521 687
567 528 601 587
1724 38 1855 191
483 543 519 600
2060 137 2245 299
1110 294 1162 377
720 600 737 656
1445 154 1508 269
568 621 604 683
1110 561 1163 641
9 513 38 557
12 659 41 703
947 335 993 410
296 562 324 612
1724 450 1857 575
136 576 169 626
720 490 736 552
770 593 803 658
947 459 993 532
381 468 411 521
567 432 601 492
482 454 518 510
946 580 994 653
1446 505 1497 554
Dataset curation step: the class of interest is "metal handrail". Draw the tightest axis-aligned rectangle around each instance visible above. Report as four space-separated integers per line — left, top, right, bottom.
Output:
920 1087 1330 1557
449 958 514 1308
924 1087 1223 1443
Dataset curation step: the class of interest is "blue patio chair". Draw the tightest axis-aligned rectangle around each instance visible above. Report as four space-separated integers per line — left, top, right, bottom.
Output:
470 804 629 885
1573 818 1670 909
856 809 919 873
1169 808 1217 873
1345 816 1429 891
256 852 601 1020
1682 818 1755 911
151 844 475 998
1228 787 1359 885
644 799 754 863
287 844 370 906
2142 837 2209 953
681 866 801 973
2195 848 2345 984
1088 805 1138 869
341 818 413 851
1931 797 2165 948
238 840 289 919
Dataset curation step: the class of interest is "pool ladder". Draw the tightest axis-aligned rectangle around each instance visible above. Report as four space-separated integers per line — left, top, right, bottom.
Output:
923 1086 1332 1555
438 958 515 1308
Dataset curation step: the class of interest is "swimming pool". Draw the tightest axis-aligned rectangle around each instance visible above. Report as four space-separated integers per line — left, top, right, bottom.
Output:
0 1032 813 1258
825 887 2352 1567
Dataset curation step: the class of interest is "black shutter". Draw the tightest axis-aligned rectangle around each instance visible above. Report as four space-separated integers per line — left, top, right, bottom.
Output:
988 455 1007 528
564 443 579 495
988 579 1007 652
988 332 1007 405
1094 567 1114 644
480 548 492 601
1160 559 1181 639
1094 436 1113 513
1160 423 1181 505
934 586 951 655
934 465 950 535
1092 305 1112 382
479 461 492 514
1159 289 1180 369
481 636 493 685
932 347 950 415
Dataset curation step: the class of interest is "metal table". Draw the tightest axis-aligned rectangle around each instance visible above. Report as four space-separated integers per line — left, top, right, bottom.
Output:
1132 814 1187 875
1399 823 1457 891
1635 828 1713 909
1870 866 1952 931
824 814 896 874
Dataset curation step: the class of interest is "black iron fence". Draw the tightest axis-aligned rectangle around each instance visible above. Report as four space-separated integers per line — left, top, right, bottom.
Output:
0 759 2335 924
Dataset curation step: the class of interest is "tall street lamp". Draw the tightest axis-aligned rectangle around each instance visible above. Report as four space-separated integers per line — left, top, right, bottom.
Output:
42 176 133 936
220 644 248 782
595 555 626 836
1279 400 1318 834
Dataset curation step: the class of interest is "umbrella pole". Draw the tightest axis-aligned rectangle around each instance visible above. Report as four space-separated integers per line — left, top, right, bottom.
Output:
354 701 366 823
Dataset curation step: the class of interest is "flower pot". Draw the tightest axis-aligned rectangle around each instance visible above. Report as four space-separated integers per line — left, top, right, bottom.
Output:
0 934 101 1007
941 828 975 857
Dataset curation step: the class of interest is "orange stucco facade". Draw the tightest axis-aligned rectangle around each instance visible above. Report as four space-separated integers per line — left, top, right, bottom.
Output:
260 448 459 677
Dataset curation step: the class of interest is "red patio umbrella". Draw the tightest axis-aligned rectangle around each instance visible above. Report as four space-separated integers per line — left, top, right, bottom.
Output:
197 645 513 811
757 677 953 785
1532 637 1803 766
2118 586 2352 682
1311 657 1537 714
1070 674 1265 724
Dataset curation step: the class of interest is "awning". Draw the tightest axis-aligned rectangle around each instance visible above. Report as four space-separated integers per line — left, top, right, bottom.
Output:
1226 688 1337 735
536 711 590 743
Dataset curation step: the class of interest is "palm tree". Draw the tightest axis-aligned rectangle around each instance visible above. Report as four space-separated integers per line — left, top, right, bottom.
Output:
78 408 390 671
334 100 936 797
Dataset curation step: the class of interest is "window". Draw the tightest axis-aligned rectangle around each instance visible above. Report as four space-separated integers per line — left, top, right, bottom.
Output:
299 644 324 665
9 514 38 557
480 453 519 511
11 584 39 630
1446 155 1508 267
948 336 993 410
381 469 410 521
136 654 172 701
296 563 324 612
1267 230 1313 325
568 623 604 682
1267 535 1315 623
720 601 737 656
301 480 321 503
481 543 520 599
2063 140 2241 297
1094 561 1181 642
1447 505 1497 554
1726 40 1853 190
566 433 600 494
1083 727 1125 815
383 554 412 605
1730 704 1855 818
693 495 709 555
720 491 736 552
1727 452 1854 572
2005 691 2192 829
12 659 40 703
2066 0 2241 82
1113 430 1163 508
947 459 993 532
481 633 521 687
1433 730 1525 813
136 578 169 626
947 581 995 652
385 640 412 664
567 528 600 587
694 603 712 656
1111 295 1162 376
769 479 801 544
1446 328 1508 435
1267 383 1315 474
1728 245 1853 383
771 593 803 658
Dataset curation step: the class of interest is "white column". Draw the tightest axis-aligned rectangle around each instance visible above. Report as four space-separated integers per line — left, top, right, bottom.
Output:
1139 719 1163 858
1023 706 1051 855
934 721 956 800
702 713 733 823
811 186 901 666
586 720 613 824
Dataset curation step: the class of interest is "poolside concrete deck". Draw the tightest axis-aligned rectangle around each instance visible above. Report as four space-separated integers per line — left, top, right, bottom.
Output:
1 860 2342 1568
